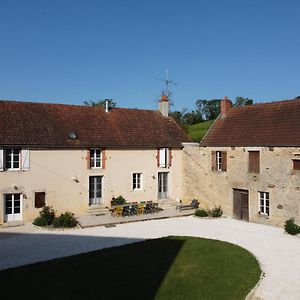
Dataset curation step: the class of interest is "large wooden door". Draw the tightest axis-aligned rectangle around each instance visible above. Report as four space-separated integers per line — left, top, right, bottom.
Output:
233 189 249 221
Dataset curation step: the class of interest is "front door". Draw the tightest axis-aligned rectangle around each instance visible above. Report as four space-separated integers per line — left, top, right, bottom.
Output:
233 189 249 221
4 194 22 221
158 172 169 199
89 176 103 205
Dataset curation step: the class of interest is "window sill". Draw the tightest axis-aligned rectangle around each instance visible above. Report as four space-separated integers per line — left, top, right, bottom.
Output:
258 213 270 219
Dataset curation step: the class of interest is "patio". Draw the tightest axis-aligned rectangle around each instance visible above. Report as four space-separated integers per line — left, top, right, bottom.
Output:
77 207 195 228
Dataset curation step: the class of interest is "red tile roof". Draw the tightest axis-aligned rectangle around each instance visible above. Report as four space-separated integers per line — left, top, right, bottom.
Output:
200 99 300 147
0 100 190 148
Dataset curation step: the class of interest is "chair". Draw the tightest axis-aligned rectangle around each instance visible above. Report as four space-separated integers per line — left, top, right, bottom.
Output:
137 204 145 215
176 199 200 212
122 205 131 217
130 203 138 216
113 206 123 217
144 202 154 214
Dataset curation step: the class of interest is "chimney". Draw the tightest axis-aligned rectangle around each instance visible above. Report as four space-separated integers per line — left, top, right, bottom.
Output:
220 96 232 119
159 93 169 117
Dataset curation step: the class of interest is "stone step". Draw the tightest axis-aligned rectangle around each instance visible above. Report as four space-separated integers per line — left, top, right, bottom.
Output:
158 198 180 209
86 205 111 216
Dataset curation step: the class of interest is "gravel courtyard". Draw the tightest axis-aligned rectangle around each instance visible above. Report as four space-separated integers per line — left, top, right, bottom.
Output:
1 216 300 300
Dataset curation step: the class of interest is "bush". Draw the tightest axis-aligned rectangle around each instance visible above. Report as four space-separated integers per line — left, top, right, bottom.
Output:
33 206 55 226
208 206 223 218
195 209 209 217
53 212 78 228
111 195 126 206
284 218 300 235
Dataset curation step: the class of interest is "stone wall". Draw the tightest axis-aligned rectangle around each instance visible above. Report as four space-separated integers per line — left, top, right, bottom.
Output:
183 143 300 227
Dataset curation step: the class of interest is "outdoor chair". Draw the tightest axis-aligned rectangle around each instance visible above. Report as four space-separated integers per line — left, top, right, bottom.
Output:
113 206 123 217
122 205 131 217
144 202 154 214
137 204 145 215
176 199 200 212
129 204 138 216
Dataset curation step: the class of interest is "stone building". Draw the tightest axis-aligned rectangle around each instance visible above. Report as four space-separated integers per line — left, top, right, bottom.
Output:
183 97 300 226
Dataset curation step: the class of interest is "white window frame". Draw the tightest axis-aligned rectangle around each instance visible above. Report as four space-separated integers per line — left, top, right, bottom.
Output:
90 148 102 169
132 173 143 191
5 148 21 170
216 151 222 171
159 148 169 168
259 192 270 216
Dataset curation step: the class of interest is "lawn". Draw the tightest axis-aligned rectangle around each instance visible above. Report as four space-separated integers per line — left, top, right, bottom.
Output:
187 119 215 142
0 236 261 299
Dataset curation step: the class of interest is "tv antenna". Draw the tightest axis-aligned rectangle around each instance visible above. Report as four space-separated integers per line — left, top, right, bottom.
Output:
155 69 177 98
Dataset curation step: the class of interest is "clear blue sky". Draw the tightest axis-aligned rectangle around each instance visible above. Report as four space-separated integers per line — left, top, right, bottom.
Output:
1 0 300 111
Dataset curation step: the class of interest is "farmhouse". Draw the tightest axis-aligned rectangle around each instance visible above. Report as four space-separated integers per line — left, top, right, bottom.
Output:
183 97 300 226
0 95 189 224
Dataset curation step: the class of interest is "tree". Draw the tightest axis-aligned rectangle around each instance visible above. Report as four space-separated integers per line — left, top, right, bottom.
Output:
83 99 116 108
195 99 221 120
233 96 253 107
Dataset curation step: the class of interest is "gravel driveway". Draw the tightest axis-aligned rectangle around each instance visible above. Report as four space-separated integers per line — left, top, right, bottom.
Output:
1 216 299 300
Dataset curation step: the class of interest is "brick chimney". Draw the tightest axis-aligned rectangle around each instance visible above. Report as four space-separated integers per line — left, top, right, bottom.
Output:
220 96 232 119
159 93 169 117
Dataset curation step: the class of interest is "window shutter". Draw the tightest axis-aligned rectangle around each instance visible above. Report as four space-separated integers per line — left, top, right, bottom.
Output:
249 151 260 173
21 149 30 170
159 148 166 167
221 151 227 172
102 149 106 169
35 192 46 208
87 150 91 169
211 151 216 171
169 148 172 167
293 160 300 170
156 149 160 167
0 148 3 171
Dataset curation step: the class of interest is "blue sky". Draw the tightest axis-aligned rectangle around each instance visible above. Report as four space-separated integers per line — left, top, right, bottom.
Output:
0 0 300 111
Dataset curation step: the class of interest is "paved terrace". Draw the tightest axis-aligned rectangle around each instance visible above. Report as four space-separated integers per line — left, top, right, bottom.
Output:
1 217 300 300
77 207 194 228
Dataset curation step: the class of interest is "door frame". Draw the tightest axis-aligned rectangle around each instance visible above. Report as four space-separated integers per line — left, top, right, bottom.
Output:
233 189 249 221
88 176 104 206
4 193 23 222
158 172 169 199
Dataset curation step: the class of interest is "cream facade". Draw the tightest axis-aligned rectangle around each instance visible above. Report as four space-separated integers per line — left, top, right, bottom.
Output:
183 144 300 227
0 148 183 224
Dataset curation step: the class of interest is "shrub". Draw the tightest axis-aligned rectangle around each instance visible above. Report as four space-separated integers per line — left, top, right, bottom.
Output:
111 195 126 206
195 209 209 217
33 206 55 226
208 206 223 218
53 212 78 228
284 218 300 235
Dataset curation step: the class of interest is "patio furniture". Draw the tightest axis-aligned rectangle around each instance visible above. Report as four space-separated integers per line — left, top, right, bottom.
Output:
112 206 123 217
137 204 145 215
122 205 131 217
176 199 199 212
144 202 154 214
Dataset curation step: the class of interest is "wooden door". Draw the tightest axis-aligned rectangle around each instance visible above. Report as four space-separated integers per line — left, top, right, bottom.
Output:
233 189 249 221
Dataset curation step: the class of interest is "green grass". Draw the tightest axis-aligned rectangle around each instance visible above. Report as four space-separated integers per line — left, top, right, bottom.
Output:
0 236 261 300
187 119 215 142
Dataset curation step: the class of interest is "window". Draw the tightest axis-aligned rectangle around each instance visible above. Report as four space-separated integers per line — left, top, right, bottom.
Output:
259 192 270 216
35 192 46 208
5 148 20 170
249 151 260 173
293 160 300 170
132 173 142 190
211 151 227 172
158 148 171 168
90 149 102 168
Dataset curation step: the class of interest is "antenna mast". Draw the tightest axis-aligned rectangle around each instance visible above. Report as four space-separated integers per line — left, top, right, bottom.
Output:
155 69 177 98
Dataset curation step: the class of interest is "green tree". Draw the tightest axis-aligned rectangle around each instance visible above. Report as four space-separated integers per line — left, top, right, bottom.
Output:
83 99 116 108
233 96 253 107
195 99 221 120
